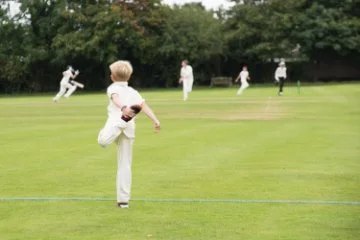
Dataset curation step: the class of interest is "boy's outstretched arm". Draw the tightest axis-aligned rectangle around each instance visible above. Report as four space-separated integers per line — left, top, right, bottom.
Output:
142 102 160 132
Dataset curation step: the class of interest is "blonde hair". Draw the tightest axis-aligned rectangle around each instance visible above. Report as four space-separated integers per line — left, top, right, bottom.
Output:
109 60 133 82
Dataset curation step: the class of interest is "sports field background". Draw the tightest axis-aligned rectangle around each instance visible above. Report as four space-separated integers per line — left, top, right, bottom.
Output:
0 84 359 239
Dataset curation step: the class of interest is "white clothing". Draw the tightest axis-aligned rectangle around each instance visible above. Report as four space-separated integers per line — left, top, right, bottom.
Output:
98 124 134 203
236 82 249 95
60 69 74 85
97 118 135 202
97 118 127 147
98 81 144 204
64 84 77 98
182 79 193 101
116 134 133 203
53 70 77 101
239 70 249 83
275 66 287 81
236 70 250 95
105 82 144 139
180 65 194 100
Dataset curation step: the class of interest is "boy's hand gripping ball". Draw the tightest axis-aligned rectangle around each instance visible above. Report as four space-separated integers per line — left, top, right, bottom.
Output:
121 105 142 122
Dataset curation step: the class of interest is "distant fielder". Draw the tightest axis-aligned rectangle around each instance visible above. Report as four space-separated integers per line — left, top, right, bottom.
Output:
179 60 194 101
274 61 287 96
97 60 160 209
235 65 250 95
53 66 84 102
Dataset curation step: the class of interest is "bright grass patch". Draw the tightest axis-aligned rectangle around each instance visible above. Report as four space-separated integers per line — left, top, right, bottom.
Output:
0 83 359 240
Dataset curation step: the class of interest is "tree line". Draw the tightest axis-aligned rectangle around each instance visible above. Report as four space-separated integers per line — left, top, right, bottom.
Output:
0 0 359 93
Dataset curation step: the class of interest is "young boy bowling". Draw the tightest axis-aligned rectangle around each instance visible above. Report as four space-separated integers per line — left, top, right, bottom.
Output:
235 65 250 95
97 60 160 208
53 66 81 102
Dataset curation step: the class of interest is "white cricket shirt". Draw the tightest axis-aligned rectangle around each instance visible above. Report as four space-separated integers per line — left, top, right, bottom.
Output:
180 65 194 81
106 81 144 138
60 69 73 85
275 67 287 80
239 70 249 83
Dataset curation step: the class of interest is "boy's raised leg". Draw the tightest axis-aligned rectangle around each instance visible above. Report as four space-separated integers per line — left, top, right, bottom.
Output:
98 120 126 148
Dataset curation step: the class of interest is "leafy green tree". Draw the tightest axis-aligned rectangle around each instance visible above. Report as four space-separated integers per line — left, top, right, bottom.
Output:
291 0 360 60
52 0 165 88
2 0 360 92
0 3 28 92
13 0 66 91
158 3 225 85
225 0 297 62
112 0 170 87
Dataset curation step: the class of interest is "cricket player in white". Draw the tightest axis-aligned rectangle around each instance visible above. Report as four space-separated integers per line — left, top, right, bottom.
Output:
97 60 160 209
53 66 80 102
274 61 287 96
235 66 250 95
179 60 194 101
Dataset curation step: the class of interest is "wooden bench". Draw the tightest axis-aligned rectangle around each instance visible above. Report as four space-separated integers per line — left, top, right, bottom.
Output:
210 77 233 87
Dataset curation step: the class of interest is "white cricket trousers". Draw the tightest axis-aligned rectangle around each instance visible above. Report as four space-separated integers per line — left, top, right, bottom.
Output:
236 80 249 95
53 82 77 101
97 120 134 203
182 78 193 101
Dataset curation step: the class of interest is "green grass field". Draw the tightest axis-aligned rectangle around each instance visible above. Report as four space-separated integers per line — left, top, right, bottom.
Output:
1 84 360 240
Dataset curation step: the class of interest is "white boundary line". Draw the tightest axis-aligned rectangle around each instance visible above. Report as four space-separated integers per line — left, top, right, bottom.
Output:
0 197 359 205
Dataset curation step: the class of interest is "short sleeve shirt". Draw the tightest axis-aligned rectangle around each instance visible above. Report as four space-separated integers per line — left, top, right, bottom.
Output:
106 82 145 138
239 70 249 82
106 82 144 119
